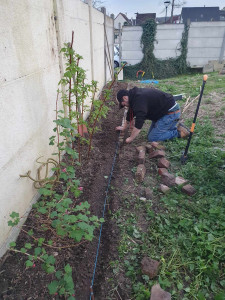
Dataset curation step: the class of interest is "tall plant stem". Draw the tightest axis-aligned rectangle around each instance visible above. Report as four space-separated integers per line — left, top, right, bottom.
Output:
87 64 126 158
56 91 61 164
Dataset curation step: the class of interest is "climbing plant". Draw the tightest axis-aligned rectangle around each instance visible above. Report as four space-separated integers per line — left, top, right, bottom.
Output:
124 19 190 79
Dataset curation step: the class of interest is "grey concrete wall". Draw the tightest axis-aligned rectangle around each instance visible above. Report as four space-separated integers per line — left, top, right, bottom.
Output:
0 0 113 258
121 22 225 68
187 22 225 67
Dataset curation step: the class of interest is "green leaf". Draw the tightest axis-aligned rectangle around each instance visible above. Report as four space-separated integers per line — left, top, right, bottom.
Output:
45 255 56 265
34 247 41 256
70 229 83 242
177 282 183 290
25 243 32 249
39 188 53 196
56 227 67 236
10 212 19 218
25 260 33 267
37 207 47 214
64 264 72 273
38 238 45 246
20 248 26 254
48 280 58 295
55 270 62 279
27 229 34 236
46 265 55 274
9 242 16 247
50 211 58 218
215 292 225 300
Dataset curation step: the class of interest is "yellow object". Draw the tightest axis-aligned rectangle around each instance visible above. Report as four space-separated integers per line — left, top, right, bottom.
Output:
190 123 196 132
203 74 208 81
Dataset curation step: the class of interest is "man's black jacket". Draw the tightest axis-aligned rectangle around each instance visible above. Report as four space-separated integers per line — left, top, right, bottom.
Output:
126 87 175 129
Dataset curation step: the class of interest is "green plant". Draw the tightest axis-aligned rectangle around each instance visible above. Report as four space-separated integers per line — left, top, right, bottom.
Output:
9 32 108 298
124 20 189 79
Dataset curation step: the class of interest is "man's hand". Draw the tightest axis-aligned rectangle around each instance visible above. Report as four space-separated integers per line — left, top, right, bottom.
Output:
125 137 133 143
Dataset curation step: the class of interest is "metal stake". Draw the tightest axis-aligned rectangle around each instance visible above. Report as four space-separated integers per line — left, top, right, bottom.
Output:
181 75 208 164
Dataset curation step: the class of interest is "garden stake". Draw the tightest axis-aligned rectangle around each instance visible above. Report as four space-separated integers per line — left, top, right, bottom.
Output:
181 74 208 164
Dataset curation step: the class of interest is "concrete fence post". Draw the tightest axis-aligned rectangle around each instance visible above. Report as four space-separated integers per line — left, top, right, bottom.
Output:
88 0 94 81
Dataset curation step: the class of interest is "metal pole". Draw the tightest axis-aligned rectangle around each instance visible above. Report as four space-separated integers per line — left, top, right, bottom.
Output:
181 75 208 164
118 22 122 67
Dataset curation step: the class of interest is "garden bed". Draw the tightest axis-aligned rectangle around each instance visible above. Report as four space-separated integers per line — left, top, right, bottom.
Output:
1 72 225 300
0 81 128 300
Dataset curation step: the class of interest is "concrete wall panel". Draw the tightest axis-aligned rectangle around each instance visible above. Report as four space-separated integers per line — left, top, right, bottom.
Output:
0 0 113 257
121 22 225 67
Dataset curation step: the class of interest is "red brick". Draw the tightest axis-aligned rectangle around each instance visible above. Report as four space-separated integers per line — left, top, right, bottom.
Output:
141 257 160 279
161 173 176 187
159 184 170 194
182 184 196 196
150 284 171 300
146 144 154 153
175 176 188 186
136 146 146 164
158 168 169 176
149 150 166 159
150 141 166 150
158 157 170 169
135 164 146 183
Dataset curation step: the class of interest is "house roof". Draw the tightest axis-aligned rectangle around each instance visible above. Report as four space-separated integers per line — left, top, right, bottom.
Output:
135 13 156 25
115 12 131 24
181 7 220 22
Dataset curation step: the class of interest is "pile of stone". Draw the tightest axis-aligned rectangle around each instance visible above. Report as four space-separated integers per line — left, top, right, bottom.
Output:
135 142 196 196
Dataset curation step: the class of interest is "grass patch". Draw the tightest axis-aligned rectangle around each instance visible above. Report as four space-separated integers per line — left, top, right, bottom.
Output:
110 73 225 300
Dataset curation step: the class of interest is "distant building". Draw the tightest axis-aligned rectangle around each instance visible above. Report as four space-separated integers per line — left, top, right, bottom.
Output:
114 13 131 29
156 15 181 24
181 7 220 23
135 13 156 25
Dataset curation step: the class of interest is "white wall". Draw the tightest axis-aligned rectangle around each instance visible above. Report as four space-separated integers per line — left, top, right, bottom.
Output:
114 14 127 29
121 22 225 67
187 22 225 67
0 0 113 258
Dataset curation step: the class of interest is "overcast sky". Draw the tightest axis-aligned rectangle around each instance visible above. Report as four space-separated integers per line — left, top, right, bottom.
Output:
103 0 225 19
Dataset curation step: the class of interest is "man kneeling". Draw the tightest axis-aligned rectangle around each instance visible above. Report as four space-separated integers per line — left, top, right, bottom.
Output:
116 87 189 143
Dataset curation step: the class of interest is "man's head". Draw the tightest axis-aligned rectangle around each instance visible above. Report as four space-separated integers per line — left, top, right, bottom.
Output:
117 89 129 109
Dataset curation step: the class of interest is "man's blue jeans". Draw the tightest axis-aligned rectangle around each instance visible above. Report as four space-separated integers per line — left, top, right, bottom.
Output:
147 111 181 142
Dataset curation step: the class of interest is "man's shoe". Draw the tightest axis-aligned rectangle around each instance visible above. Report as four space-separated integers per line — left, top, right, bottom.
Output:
177 123 190 138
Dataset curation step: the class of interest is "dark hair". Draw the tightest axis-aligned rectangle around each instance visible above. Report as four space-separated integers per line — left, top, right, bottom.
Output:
117 89 129 109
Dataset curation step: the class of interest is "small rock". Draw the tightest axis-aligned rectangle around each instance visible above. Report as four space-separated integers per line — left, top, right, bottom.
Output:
161 173 176 187
145 187 153 200
159 184 170 194
150 141 166 150
182 184 196 196
149 150 166 159
136 146 146 153
150 284 171 300
141 257 160 279
158 157 170 169
135 164 146 183
140 197 146 202
146 144 154 153
136 146 146 164
175 176 188 186
158 168 169 176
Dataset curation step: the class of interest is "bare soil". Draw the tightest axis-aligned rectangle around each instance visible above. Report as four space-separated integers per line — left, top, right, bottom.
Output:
0 81 128 300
